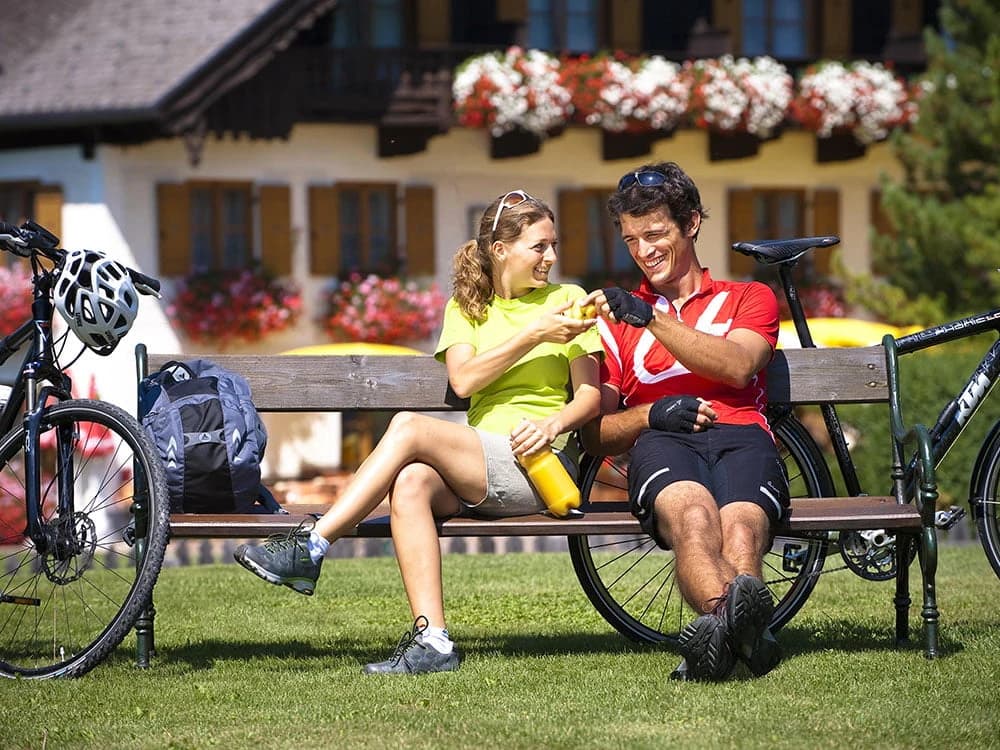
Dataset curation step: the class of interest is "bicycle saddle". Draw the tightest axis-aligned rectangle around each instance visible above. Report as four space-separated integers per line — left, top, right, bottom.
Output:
732 235 840 266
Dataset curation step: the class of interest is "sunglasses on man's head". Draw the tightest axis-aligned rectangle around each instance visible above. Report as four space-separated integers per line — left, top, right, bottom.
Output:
617 170 668 191
491 190 534 234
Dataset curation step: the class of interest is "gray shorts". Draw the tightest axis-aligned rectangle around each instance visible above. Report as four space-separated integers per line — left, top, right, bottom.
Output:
461 429 578 518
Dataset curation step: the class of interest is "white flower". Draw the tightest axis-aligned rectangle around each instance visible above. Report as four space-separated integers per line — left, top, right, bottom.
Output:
795 61 909 144
630 56 690 131
689 56 792 137
453 47 570 137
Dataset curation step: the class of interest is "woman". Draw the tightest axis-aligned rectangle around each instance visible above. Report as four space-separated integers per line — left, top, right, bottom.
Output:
235 190 601 673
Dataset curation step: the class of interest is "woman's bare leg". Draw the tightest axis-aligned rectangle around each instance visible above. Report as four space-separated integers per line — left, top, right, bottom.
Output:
388 463 462 629
313 412 488 541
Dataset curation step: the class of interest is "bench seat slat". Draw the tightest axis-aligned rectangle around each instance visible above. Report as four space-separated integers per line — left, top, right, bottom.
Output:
167 496 919 539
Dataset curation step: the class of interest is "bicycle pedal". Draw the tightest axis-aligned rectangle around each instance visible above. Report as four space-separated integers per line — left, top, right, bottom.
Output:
934 505 967 530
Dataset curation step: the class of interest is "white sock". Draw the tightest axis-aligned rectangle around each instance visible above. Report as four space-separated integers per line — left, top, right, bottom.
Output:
307 531 329 564
420 625 454 654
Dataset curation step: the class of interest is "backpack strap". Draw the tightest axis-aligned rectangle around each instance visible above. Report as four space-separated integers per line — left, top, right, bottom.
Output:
256 484 288 515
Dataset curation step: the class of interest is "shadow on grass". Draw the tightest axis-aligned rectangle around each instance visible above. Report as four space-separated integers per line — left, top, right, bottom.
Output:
157 632 662 671
153 617 959 672
777 617 963 656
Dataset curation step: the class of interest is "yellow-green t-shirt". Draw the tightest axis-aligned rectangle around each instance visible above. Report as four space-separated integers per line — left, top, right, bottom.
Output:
434 284 601 456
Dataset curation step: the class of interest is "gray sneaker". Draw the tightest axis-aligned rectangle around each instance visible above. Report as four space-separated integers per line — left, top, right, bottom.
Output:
364 616 462 675
234 523 322 596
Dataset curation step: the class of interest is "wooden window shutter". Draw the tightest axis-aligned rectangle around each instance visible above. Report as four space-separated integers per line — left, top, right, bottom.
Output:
712 0 741 53
821 0 851 57
610 0 642 53
811 188 840 276
727 189 756 278
157 183 191 276
416 0 450 46
497 0 527 23
32 186 62 240
308 185 340 276
404 185 436 276
557 189 589 278
259 185 292 276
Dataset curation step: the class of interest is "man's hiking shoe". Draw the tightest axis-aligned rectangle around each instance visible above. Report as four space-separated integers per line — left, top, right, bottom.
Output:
669 659 692 681
233 523 322 596
364 616 462 675
677 614 735 681
726 574 782 677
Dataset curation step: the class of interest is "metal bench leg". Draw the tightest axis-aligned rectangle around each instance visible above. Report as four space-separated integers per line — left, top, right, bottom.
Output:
918 525 940 659
133 521 156 668
893 535 911 646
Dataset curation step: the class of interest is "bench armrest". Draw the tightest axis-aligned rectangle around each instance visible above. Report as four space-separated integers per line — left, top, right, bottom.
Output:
883 335 938 523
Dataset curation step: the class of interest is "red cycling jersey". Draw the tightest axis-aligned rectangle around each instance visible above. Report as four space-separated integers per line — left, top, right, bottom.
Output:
598 268 779 432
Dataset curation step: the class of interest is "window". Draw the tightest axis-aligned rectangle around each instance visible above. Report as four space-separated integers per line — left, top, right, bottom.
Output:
157 182 291 277
743 0 808 59
330 0 405 48
581 190 633 281
308 183 436 279
189 183 253 272
0 182 63 266
557 188 640 289
728 188 838 280
527 0 600 53
338 184 397 275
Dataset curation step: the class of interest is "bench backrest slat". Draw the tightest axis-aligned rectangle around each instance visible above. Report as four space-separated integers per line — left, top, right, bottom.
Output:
144 346 887 412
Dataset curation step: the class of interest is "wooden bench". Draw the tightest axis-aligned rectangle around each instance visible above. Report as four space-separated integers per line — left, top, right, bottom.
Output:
134 343 941 664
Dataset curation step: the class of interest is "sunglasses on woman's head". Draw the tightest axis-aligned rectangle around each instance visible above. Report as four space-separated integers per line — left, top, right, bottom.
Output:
617 170 668 191
491 190 534 234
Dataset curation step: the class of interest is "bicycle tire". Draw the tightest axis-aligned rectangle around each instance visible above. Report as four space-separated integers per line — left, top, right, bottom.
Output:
972 428 1000 580
0 399 169 678
568 415 834 645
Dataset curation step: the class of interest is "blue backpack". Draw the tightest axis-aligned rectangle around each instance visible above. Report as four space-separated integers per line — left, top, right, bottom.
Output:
138 359 283 514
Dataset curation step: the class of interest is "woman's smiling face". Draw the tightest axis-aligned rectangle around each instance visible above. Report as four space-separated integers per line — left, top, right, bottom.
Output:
495 216 558 297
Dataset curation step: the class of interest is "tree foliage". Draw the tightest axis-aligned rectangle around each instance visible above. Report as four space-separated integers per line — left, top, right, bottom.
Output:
853 0 1000 326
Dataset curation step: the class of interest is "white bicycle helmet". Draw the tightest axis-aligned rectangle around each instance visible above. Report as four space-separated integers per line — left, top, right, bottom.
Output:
54 249 139 355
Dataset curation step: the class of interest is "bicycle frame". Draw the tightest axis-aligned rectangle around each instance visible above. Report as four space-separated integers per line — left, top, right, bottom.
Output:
0 267 74 554
782 255 1000 493
776 263 864 495
895 309 1000 471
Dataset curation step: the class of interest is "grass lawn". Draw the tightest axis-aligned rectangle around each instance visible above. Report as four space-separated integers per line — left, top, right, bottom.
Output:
1 543 998 750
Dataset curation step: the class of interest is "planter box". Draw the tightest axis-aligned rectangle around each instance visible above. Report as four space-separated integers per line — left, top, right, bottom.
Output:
816 132 867 163
490 128 542 159
708 130 761 161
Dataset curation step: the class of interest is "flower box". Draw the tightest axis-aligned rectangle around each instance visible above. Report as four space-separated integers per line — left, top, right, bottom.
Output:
687 55 793 139
790 60 913 146
452 46 571 139
168 268 301 348
322 274 444 345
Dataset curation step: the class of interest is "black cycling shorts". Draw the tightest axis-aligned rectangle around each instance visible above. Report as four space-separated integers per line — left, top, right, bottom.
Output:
627 423 789 548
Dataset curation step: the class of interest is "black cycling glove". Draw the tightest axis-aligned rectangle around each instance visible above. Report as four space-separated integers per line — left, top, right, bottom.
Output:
648 395 702 433
603 287 653 328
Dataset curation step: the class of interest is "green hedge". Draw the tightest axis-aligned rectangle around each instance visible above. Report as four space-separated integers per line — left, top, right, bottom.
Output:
800 335 1000 507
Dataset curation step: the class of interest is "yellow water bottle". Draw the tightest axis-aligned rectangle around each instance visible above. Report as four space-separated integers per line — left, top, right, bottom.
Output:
518 448 581 518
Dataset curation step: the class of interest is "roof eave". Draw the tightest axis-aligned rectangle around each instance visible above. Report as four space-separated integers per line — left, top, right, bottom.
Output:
156 0 338 134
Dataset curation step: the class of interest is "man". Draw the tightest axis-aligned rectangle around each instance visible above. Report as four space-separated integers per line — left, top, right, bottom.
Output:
581 162 788 682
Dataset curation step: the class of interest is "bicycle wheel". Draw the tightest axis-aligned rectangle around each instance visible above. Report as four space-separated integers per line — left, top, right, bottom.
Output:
972 429 1000 580
0 399 169 678
568 415 834 645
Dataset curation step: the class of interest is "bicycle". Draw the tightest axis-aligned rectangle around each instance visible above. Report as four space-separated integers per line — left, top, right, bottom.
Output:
0 220 169 679
563 234 962 648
